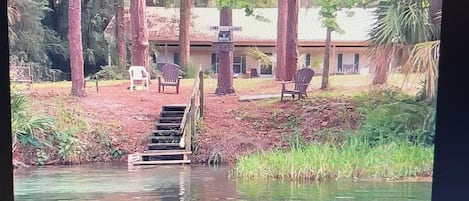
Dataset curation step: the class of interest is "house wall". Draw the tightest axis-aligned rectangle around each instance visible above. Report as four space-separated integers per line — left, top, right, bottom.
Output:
151 44 372 76
190 52 211 69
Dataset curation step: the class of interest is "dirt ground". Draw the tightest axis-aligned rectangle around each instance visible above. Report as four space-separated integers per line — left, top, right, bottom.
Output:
23 78 361 164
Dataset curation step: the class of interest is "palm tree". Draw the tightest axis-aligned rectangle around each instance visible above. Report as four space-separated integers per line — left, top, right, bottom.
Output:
367 0 441 102
7 0 20 45
367 0 436 86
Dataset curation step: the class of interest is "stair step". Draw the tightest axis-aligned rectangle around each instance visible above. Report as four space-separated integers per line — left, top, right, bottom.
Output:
149 136 181 140
160 111 185 117
162 104 187 112
156 123 181 130
152 130 182 136
140 150 192 156
131 160 191 165
149 136 180 143
159 117 183 120
147 143 180 146
156 123 181 126
158 117 183 123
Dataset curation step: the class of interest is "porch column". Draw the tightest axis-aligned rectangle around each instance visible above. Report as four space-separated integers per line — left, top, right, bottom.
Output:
164 43 168 63
330 45 336 74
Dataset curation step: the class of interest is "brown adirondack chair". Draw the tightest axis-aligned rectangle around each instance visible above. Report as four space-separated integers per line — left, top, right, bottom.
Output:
281 68 315 101
158 63 182 94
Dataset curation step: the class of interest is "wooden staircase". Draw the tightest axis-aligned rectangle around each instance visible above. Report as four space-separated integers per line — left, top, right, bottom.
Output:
128 104 191 165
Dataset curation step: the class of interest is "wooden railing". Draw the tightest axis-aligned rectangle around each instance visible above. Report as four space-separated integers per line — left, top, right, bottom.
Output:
179 66 204 155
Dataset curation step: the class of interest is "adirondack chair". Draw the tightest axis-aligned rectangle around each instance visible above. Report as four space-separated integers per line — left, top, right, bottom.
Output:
128 66 150 92
281 68 315 101
158 63 182 94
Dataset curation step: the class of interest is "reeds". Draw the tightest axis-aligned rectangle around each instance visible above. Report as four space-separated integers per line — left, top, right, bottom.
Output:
234 137 433 181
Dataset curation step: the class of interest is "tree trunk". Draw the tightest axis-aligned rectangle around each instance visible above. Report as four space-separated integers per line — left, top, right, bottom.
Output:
68 0 85 97
371 47 389 85
275 0 287 81
116 0 126 70
179 0 191 68
215 7 235 95
285 0 299 81
130 0 149 69
321 28 332 89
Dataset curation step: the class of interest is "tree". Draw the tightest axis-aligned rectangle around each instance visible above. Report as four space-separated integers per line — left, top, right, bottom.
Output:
130 0 149 69
275 0 287 80
179 0 192 68
215 6 235 94
116 0 126 70
284 0 299 81
401 0 441 102
8 0 65 68
7 0 20 45
69 0 86 96
213 0 275 94
367 0 434 86
314 0 357 89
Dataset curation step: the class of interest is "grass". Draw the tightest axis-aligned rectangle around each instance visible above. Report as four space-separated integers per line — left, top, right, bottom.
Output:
234 137 434 181
12 72 424 96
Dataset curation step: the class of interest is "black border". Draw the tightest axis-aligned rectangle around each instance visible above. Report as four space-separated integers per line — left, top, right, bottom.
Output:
1 1 469 200
431 1 469 200
1 0 14 200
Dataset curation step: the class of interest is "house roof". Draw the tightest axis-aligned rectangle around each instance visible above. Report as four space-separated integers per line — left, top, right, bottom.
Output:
103 7 376 45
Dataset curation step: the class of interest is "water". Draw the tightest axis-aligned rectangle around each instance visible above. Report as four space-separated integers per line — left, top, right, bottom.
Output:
14 164 432 201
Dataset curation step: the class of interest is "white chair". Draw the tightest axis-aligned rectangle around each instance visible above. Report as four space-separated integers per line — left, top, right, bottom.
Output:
128 66 150 92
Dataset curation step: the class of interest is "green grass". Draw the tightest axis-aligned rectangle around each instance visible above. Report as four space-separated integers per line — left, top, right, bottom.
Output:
234 137 434 181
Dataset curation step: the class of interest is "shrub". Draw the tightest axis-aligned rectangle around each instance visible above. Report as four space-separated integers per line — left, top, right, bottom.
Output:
94 65 129 80
180 62 198 78
11 92 55 152
354 89 435 146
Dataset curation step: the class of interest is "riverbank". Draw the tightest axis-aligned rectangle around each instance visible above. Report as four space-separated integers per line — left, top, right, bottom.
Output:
12 74 433 183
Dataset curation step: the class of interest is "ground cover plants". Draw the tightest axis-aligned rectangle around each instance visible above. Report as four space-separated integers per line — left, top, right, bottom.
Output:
234 88 435 181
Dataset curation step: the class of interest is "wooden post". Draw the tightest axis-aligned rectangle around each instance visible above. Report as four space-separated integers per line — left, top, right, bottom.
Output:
164 43 168 63
189 97 195 152
199 66 204 118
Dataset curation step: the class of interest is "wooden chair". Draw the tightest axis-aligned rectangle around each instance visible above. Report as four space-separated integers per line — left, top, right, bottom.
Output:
281 68 315 101
128 66 150 92
158 63 182 94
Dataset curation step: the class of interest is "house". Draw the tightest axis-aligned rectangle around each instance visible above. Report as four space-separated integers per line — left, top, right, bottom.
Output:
103 7 376 77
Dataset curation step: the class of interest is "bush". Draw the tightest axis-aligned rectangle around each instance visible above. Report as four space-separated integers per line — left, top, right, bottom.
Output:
180 62 198 78
354 89 435 146
11 92 55 152
94 65 129 80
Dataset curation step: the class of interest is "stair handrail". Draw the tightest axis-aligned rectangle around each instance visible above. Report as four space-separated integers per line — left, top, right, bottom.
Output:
179 65 204 149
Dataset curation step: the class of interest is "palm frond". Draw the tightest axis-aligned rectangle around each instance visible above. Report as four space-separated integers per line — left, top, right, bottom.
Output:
247 47 275 65
402 40 440 101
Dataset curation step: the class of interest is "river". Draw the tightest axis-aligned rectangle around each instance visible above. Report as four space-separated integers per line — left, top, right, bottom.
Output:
14 164 432 200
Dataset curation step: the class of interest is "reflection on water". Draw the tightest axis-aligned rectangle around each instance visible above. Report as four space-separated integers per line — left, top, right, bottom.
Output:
14 164 431 201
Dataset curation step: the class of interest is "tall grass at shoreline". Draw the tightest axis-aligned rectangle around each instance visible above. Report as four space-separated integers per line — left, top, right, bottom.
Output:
234 137 433 181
